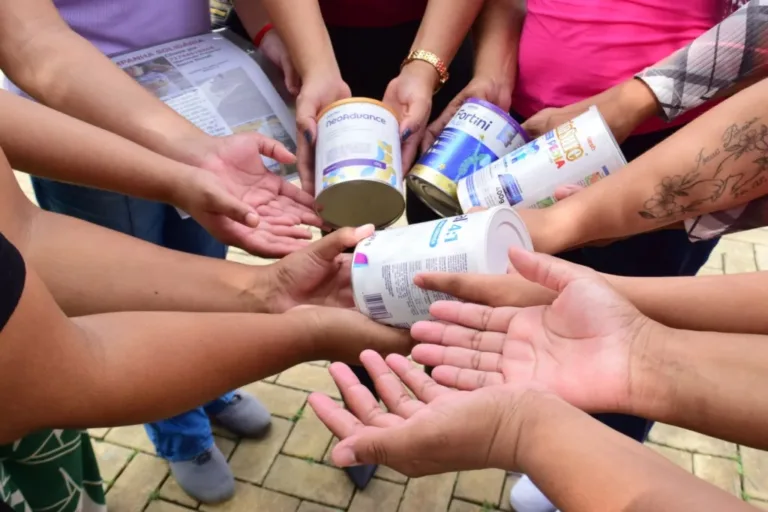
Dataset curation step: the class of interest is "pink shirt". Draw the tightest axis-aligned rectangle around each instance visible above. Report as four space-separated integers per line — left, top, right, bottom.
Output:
513 0 724 134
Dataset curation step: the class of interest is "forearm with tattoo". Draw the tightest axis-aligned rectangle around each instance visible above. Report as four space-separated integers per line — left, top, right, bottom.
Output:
638 116 768 221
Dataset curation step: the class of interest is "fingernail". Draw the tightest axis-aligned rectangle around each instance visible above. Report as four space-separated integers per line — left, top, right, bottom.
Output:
335 446 359 466
401 128 412 142
354 224 375 238
245 212 260 227
304 130 312 144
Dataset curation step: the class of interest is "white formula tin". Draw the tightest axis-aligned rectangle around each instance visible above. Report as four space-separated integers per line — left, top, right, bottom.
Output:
457 106 627 211
408 98 529 217
315 98 405 229
351 206 533 328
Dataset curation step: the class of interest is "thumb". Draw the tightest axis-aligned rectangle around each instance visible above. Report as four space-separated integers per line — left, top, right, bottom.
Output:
307 224 374 262
282 57 301 96
207 189 261 228
334 426 418 468
253 134 297 164
508 247 595 293
399 102 431 171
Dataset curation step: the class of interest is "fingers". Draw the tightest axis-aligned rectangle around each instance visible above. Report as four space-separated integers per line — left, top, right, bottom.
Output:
240 232 312 258
359 350 427 419
278 179 318 209
206 188 260 228
329 362 403 428
411 343 504 374
282 57 301 96
385 353 452 404
553 184 583 201
399 102 432 171
430 366 505 391
414 272 501 305
411 320 506 354
507 247 595 293
307 392 366 439
306 225 374 262
296 106 318 194
424 94 465 150
429 301 519 333
254 134 297 164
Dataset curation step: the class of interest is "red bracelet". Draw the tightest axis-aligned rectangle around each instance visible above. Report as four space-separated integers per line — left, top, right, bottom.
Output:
252 23 274 47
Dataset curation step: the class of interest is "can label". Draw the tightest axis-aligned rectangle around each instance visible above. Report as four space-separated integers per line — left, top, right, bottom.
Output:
352 214 478 328
410 98 528 195
315 101 402 194
457 106 626 211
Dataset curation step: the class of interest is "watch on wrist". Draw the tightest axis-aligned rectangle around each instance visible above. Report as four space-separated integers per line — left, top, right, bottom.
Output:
401 49 449 93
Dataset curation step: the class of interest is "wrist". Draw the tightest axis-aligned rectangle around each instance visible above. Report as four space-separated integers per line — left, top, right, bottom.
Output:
241 264 283 314
508 390 579 472
617 78 661 128
400 57 442 93
624 320 680 421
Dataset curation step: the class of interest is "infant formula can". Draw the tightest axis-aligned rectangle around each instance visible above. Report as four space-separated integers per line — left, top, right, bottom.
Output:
457 106 626 211
315 98 405 229
408 98 529 217
351 206 532 328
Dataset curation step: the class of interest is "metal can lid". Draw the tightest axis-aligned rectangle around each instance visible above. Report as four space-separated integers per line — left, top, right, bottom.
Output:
480 206 533 274
406 175 461 218
316 179 405 229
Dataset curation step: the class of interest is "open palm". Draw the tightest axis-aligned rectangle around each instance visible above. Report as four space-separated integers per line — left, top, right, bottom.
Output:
195 132 324 257
410 248 655 412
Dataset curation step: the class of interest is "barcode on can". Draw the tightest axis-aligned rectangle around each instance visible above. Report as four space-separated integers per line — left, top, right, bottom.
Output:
363 293 392 320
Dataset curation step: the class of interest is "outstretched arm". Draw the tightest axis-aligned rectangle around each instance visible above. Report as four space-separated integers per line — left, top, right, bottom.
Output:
0 238 412 444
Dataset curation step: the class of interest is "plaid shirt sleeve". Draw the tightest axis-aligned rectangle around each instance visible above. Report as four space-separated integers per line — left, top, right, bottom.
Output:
637 0 768 241
636 0 768 122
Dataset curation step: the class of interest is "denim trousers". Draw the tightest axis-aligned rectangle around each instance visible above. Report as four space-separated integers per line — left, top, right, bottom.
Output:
33 177 234 462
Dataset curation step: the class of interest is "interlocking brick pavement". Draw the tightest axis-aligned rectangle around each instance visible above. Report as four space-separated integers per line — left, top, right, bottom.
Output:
10 171 768 510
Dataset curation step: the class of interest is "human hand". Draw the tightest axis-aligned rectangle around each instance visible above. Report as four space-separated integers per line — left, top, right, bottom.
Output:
290 310 415 364
309 350 550 476
183 132 322 257
382 61 437 171
260 30 301 96
522 78 659 143
422 75 513 151
410 247 662 413
266 224 374 312
296 72 352 194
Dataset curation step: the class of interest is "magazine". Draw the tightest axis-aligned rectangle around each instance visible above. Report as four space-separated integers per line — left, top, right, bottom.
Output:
112 28 298 182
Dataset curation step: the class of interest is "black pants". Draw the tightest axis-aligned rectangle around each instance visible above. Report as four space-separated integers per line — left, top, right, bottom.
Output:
511 112 720 442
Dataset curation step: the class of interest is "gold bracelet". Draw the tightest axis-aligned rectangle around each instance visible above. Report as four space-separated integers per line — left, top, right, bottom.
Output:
401 49 449 93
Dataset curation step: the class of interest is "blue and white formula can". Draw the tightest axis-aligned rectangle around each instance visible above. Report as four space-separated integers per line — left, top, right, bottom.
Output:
457 106 626 212
315 98 405 229
407 98 529 217
351 206 532 328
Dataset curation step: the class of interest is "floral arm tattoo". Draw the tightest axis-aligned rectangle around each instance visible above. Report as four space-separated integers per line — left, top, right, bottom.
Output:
638 116 768 230
636 0 768 122
635 0 768 240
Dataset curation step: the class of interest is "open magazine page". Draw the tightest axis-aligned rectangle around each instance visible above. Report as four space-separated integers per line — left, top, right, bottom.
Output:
112 30 298 181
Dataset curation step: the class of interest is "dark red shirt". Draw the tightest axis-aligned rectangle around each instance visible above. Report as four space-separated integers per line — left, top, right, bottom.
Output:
319 0 427 27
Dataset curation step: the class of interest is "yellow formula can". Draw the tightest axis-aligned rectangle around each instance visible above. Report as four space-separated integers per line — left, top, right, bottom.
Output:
315 98 405 229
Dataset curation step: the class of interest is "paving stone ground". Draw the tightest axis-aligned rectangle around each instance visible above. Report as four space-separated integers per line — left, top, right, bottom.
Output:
11 171 768 510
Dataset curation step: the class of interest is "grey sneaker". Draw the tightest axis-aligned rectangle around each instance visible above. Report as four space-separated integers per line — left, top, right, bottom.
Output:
211 391 271 438
170 445 234 504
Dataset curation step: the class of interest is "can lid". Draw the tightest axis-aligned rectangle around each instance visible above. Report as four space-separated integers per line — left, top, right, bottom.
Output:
317 97 399 121
481 206 533 274
316 179 406 229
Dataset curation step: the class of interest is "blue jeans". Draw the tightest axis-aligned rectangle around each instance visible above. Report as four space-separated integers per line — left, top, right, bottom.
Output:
33 177 233 462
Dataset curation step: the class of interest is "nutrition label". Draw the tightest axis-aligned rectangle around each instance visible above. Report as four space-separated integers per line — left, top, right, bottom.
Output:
359 252 469 328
